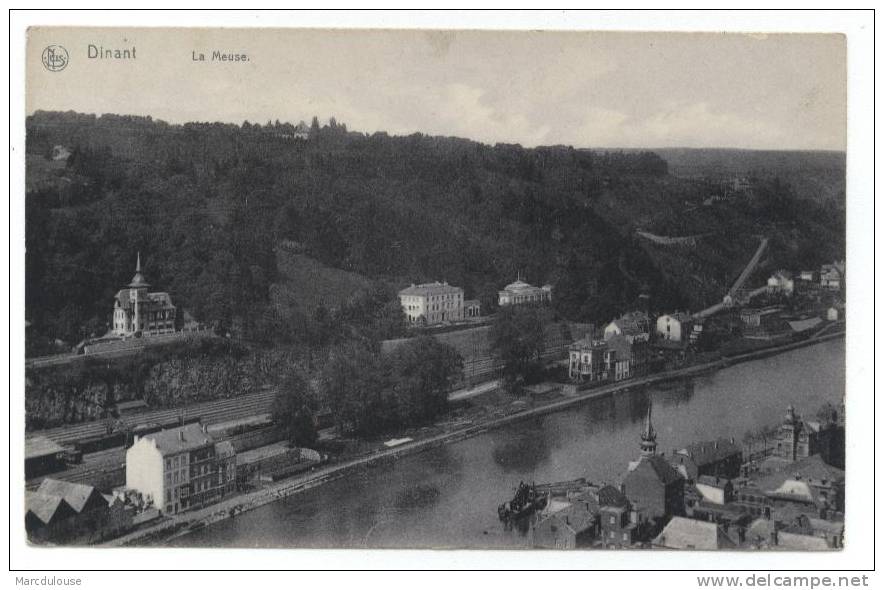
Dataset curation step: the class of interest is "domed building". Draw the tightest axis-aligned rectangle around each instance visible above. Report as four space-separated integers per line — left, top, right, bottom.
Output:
111 253 177 337
497 275 552 307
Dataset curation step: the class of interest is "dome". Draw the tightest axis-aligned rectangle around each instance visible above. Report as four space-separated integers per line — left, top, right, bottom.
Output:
503 279 532 292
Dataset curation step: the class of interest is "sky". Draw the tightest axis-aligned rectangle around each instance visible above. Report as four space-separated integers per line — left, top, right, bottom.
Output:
26 28 846 151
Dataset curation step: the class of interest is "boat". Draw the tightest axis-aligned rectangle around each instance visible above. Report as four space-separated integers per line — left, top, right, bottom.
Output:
497 481 548 522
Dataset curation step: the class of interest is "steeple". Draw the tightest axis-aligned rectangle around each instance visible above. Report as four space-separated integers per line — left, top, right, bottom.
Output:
640 401 657 456
128 251 150 289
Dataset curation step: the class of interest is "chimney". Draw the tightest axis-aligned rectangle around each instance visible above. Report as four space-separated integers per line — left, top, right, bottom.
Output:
133 435 140 444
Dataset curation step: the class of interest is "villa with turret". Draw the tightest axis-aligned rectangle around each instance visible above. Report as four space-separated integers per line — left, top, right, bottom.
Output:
112 253 177 337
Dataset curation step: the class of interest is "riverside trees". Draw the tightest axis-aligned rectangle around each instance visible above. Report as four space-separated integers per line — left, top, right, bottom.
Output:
318 336 463 437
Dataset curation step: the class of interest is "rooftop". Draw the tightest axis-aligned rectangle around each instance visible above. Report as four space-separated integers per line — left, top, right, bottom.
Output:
139 423 214 456
677 438 741 467
398 281 462 297
25 436 66 460
36 478 106 513
653 516 736 550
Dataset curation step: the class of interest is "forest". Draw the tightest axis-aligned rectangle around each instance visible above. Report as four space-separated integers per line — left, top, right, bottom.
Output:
25 111 846 356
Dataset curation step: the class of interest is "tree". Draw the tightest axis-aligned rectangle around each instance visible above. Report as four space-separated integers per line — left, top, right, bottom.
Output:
386 336 463 424
489 306 546 392
271 367 318 447
320 340 389 436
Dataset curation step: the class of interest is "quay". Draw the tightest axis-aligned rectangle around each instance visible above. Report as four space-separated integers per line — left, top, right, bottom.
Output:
102 329 844 547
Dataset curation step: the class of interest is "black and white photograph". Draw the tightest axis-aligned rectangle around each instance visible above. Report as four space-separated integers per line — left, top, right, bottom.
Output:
9 9 876 577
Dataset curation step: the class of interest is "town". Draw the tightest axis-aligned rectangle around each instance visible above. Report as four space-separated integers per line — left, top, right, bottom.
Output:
24 245 845 548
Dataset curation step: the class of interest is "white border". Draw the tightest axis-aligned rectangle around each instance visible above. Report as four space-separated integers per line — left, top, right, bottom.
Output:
6 8 876 577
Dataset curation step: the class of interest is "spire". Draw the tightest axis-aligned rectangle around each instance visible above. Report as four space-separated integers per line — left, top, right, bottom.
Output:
640 401 657 456
128 251 150 289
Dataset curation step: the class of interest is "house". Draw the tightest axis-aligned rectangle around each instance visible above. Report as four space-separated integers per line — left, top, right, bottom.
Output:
112 252 177 337
622 405 685 527
752 454 845 516
26 479 117 544
739 307 781 328
598 485 639 548
568 333 634 383
398 281 464 325
671 437 743 481
652 516 737 550
125 423 236 515
767 271 795 296
530 496 599 549
773 405 842 467
820 262 845 291
694 476 735 505
655 312 693 343
604 311 651 343
497 276 552 307
799 270 817 282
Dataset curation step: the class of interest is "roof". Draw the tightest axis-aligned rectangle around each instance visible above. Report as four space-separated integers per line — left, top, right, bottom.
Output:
660 312 692 323
771 270 794 280
697 475 732 489
608 311 651 336
36 478 107 513
25 436 66 460
626 454 684 487
756 455 844 489
788 318 823 333
26 491 76 526
501 279 533 292
538 500 597 536
653 517 736 550
140 423 214 456
677 438 741 467
597 485 629 508
398 281 462 297
776 531 831 551
463 299 481 307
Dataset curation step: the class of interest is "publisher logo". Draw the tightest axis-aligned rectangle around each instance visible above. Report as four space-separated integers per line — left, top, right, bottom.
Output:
41 45 69 72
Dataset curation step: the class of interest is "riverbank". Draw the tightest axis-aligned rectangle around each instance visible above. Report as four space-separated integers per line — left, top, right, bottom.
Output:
105 329 844 547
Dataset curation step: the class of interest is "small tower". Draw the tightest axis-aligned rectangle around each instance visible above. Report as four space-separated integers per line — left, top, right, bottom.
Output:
128 252 150 333
640 401 658 457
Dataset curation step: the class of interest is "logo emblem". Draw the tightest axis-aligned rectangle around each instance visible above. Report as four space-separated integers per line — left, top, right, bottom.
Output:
41 45 69 72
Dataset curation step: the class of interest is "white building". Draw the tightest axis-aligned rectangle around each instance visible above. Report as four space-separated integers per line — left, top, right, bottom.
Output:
656 312 693 343
398 281 464 325
497 277 552 307
767 270 795 296
603 311 651 344
125 423 235 515
112 253 177 336
820 263 845 291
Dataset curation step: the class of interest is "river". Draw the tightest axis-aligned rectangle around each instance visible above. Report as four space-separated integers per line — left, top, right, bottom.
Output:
172 338 845 550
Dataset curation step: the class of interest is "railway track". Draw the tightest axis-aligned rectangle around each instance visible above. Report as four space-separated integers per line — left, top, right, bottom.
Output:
27 388 278 446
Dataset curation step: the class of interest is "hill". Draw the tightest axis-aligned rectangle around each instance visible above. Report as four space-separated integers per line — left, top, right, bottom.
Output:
24 111 845 353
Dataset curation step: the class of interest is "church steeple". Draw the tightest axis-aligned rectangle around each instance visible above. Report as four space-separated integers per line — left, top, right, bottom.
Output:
640 401 657 456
